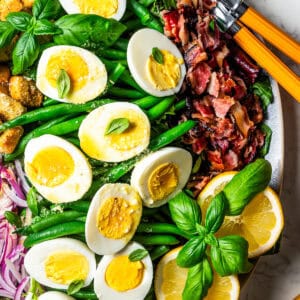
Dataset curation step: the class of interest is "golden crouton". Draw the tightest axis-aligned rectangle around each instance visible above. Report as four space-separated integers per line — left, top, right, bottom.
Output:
0 0 23 21
0 92 26 121
0 125 23 154
9 76 44 107
22 0 34 7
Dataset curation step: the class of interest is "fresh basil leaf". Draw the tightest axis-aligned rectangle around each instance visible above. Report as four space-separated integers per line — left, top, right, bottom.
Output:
67 280 84 295
4 211 22 227
195 223 207 237
57 69 71 99
205 192 227 233
0 21 16 48
33 19 62 35
129 249 149 261
169 191 201 235
152 47 164 64
6 12 32 32
182 257 213 300
105 118 130 135
253 77 273 111
210 235 253 276
33 0 63 20
259 123 272 157
12 32 40 75
204 233 218 247
27 187 39 216
177 236 206 268
54 14 127 50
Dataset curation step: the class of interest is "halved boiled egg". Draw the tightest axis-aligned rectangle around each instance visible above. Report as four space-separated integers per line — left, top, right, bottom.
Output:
24 134 92 203
38 291 75 300
78 102 151 162
85 183 142 255
131 147 193 207
24 238 96 290
36 45 107 104
58 0 126 20
94 242 153 300
127 28 186 97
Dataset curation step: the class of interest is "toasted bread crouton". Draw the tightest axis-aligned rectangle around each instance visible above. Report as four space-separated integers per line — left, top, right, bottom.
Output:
9 76 43 107
22 0 33 7
0 0 23 21
0 65 10 95
0 125 23 154
0 92 26 121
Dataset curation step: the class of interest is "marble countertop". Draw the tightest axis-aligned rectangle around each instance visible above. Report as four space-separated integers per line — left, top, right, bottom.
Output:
240 0 300 299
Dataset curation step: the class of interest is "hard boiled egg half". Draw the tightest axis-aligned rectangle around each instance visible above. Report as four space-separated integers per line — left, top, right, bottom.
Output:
78 102 151 162
58 0 126 20
131 147 193 207
85 183 142 255
24 134 92 204
24 238 96 290
127 28 186 97
94 242 153 300
36 45 107 104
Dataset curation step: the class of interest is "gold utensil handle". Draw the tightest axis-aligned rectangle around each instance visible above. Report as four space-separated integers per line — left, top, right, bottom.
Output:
234 25 300 102
239 7 300 64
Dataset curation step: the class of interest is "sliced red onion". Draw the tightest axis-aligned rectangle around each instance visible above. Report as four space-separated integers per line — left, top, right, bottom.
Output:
1 167 26 200
3 184 27 208
14 161 31 194
14 276 29 300
5 259 22 283
0 288 14 298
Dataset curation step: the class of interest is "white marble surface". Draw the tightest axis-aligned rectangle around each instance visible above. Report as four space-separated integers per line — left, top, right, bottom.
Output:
239 0 300 299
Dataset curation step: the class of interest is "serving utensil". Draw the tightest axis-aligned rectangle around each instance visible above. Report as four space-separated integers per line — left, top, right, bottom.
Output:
213 0 300 102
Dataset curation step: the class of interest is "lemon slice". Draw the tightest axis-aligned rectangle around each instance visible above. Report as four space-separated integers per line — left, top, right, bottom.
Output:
155 247 240 300
197 172 284 258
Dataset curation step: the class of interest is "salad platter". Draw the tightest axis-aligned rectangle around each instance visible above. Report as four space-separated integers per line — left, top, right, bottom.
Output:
0 0 288 299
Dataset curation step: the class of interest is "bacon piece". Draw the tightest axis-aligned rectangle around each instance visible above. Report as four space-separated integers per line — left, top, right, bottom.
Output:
212 118 235 139
192 136 207 154
163 10 180 42
215 45 230 68
207 150 224 171
212 96 235 118
184 40 207 67
224 150 239 170
178 13 189 45
187 62 211 95
193 99 214 118
207 72 220 97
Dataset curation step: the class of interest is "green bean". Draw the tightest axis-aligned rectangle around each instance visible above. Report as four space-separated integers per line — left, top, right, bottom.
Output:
43 98 58 106
31 211 86 233
149 120 196 151
129 0 163 32
71 291 98 299
147 96 175 121
137 223 192 239
98 48 127 60
4 115 85 162
139 0 155 6
120 70 145 93
0 99 114 132
56 200 91 213
142 207 160 216
150 245 170 260
133 96 161 109
113 38 129 51
174 99 186 111
134 234 180 245
124 18 143 32
107 63 126 87
24 221 85 248
107 87 146 99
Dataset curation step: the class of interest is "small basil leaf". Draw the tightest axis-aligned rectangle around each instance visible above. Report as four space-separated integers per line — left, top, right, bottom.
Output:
210 235 253 276
6 12 32 32
67 280 84 295
182 257 213 300
176 236 206 268
169 191 201 235
105 118 130 135
152 47 164 64
0 21 16 48
253 77 273 111
57 69 71 99
33 19 62 35
204 233 218 247
4 211 22 227
129 249 148 262
259 124 272 157
205 192 227 233
33 0 63 20
27 187 39 216
195 223 207 237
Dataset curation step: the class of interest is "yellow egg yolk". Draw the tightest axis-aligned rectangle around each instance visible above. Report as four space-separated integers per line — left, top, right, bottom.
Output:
26 146 74 187
44 250 89 285
97 197 135 239
46 49 89 94
147 49 183 90
105 255 144 292
148 163 179 201
73 0 118 18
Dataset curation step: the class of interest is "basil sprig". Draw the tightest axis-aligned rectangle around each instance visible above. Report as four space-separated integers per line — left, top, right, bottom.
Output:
105 118 130 135
57 69 71 99
152 47 164 64
6 12 32 32
67 280 84 295
129 249 149 262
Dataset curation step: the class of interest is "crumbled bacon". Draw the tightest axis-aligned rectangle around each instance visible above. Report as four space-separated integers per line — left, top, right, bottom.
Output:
187 62 211 94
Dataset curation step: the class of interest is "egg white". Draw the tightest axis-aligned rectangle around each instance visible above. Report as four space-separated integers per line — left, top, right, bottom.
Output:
78 102 151 162
24 134 92 204
94 242 153 300
131 147 193 207
36 45 107 104
24 238 96 290
58 0 126 20
127 28 186 97
38 291 75 300
85 183 142 255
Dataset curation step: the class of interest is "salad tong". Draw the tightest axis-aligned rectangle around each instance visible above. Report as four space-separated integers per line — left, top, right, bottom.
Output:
213 0 300 102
